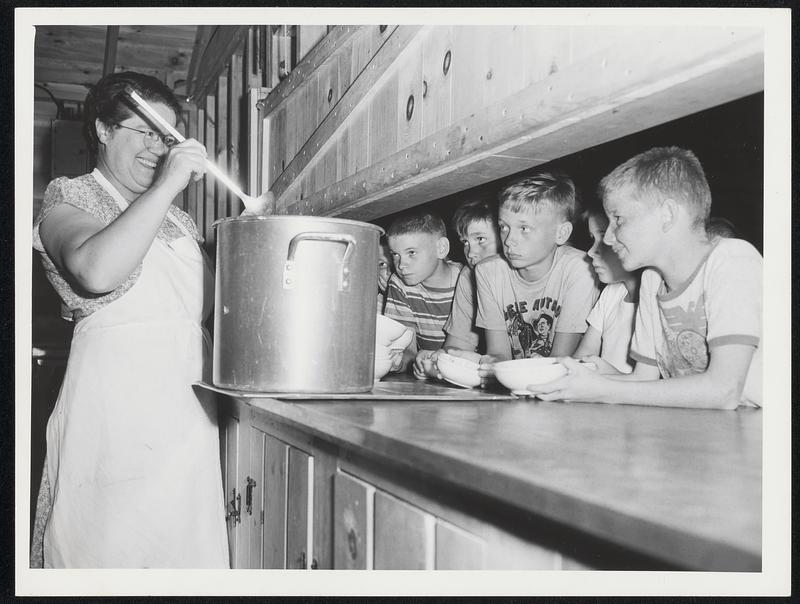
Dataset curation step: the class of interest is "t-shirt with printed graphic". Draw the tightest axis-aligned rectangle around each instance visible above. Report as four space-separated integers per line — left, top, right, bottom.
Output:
475 246 599 359
630 238 762 407
383 260 463 351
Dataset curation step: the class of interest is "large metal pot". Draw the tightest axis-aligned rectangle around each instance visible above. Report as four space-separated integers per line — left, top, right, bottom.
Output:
212 215 383 393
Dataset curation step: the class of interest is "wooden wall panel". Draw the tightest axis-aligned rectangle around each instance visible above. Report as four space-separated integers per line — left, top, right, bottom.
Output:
449 26 491 123
228 53 244 216
346 107 370 178
482 26 526 106
215 75 229 225
266 106 287 189
203 95 216 246
396 39 423 152
316 58 340 127
522 26 572 87
421 25 454 138
368 76 399 166
351 25 394 79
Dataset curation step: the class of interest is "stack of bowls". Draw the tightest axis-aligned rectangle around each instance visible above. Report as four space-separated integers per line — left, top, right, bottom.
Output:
374 315 414 381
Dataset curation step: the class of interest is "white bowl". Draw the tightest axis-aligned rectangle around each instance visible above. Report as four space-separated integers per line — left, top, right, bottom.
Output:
376 315 414 351
436 352 481 388
493 357 567 393
374 353 394 381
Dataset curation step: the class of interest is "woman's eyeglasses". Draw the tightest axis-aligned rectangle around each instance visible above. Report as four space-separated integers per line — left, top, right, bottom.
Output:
115 124 178 149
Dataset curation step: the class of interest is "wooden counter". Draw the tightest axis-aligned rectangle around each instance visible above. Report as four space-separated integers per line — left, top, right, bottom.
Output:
212 378 761 571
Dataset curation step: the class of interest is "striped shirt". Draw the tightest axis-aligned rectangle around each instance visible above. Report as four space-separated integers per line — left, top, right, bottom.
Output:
383 260 463 350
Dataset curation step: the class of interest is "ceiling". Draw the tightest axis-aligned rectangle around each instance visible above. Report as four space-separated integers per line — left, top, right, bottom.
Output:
34 25 198 103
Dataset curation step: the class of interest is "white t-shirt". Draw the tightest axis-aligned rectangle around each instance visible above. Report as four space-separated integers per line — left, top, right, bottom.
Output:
586 282 636 374
630 238 762 407
475 246 599 359
443 263 488 353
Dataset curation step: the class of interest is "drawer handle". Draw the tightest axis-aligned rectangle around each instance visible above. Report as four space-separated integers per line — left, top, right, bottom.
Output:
245 476 256 514
226 488 241 524
347 528 358 560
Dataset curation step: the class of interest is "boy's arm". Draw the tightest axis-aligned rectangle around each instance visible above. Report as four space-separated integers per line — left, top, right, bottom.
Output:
572 325 602 359
485 329 512 361
551 332 583 357
533 344 756 409
552 253 600 356
443 267 479 353
383 276 418 373
472 260 513 361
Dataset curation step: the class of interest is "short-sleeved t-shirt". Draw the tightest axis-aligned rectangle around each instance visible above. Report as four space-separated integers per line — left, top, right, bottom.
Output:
586 282 636 373
32 171 202 323
443 261 496 353
475 246 599 358
630 238 762 407
383 260 462 351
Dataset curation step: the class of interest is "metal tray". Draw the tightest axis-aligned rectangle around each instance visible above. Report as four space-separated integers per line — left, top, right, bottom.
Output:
194 378 516 401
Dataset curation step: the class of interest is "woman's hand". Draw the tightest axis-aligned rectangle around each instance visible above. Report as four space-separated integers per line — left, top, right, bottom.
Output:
526 357 611 403
152 138 208 195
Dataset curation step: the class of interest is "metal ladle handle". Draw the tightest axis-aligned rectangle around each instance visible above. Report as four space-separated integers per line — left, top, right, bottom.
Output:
126 88 259 212
283 232 357 292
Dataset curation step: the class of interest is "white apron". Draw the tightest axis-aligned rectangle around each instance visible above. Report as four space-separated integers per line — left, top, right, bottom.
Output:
43 173 229 568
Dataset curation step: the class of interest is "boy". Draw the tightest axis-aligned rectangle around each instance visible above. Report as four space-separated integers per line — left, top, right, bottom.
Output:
530 147 762 409
383 211 462 372
416 199 501 379
474 172 599 362
572 205 640 374
376 239 393 312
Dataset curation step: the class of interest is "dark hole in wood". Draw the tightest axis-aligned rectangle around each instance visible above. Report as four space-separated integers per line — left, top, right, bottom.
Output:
443 50 451 75
406 94 415 121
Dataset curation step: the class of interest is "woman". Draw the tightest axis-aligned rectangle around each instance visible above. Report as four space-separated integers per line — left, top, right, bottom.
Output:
31 72 229 568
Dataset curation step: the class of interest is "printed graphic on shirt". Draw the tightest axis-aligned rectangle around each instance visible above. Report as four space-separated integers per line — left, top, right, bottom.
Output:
656 292 709 377
504 297 561 358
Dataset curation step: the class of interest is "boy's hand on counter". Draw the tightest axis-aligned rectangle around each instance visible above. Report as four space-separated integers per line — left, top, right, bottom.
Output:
476 354 500 388
578 355 619 375
527 357 609 403
413 349 441 380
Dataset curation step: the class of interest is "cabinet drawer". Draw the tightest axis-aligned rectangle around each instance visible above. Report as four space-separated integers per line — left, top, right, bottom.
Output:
374 490 435 570
333 471 374 569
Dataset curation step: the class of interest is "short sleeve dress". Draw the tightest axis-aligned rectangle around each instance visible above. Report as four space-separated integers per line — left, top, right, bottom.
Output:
31 170 229 568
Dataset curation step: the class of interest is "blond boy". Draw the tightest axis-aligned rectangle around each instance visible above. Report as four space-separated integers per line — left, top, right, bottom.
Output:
530 147 762 409
475 173 599 361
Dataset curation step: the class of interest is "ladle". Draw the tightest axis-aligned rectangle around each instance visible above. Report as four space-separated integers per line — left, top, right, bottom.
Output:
125 87 272 215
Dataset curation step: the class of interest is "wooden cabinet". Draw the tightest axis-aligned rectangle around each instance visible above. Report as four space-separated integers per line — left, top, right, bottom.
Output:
219 404 317 569
216 394 760 571
218 397 567 570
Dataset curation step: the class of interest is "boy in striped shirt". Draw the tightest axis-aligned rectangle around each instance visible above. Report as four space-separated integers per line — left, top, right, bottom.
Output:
383 211 462 374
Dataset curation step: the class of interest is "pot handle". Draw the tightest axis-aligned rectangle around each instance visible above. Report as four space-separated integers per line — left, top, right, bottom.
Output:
283 231 357 291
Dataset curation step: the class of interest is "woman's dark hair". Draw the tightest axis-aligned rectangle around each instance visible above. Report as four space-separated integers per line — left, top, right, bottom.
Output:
83 71 184 159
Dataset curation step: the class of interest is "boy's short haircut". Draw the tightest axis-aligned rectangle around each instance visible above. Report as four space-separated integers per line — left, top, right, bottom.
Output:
452 199 496 239
706 216 738 239
387 210 446 239
579 202 609 228
598 146 712 227
499 172 579 223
